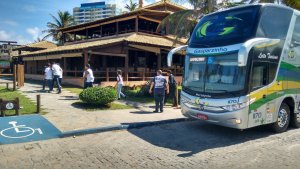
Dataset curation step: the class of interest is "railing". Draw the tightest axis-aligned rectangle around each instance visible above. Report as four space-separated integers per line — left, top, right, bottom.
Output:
63 67 183 82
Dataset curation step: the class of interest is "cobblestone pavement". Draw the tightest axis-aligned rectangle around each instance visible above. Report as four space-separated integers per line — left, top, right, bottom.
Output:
1 121 300 169
16 82 184 131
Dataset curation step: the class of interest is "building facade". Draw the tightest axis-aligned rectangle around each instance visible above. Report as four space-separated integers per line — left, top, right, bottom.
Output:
73 2 118 25
17 1 187 87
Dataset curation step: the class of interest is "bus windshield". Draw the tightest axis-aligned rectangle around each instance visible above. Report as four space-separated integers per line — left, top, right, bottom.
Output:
183 53 247 94
189 6 260 48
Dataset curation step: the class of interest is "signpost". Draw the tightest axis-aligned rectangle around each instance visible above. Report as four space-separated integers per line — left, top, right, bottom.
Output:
0 98 20 117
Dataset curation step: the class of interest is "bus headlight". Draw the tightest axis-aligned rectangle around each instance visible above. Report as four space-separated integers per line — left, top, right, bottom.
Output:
223 102 248 112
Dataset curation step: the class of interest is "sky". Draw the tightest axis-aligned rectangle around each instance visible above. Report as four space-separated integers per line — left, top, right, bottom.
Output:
0 0 192 45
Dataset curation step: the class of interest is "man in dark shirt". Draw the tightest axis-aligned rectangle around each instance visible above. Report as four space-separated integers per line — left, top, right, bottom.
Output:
165 70 178 107
149 70 169 113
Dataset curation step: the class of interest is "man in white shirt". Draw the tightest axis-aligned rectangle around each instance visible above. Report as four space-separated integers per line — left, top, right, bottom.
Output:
51 62 62 94
57 63 63 86
43 63 52 92
83 64 94 89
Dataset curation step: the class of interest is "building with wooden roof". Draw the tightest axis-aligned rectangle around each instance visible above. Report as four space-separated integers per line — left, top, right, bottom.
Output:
18 0 187 87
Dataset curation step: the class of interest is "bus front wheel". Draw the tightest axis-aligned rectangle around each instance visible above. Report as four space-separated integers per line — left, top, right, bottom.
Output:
272 103 290 133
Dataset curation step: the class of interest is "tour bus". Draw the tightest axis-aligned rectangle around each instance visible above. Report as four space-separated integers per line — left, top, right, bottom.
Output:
168 4 300 132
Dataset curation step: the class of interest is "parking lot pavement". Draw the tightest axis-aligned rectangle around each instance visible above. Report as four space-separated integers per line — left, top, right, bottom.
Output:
1 121 300 169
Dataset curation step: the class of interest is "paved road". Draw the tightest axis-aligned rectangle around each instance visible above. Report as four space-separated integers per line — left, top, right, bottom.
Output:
1 121 300 169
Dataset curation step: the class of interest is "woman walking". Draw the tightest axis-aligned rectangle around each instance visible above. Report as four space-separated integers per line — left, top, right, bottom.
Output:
116 70 126 100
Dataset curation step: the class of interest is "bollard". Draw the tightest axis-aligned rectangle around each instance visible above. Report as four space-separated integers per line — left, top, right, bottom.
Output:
37 95 41 114
6 83 9 90
16 98 19 116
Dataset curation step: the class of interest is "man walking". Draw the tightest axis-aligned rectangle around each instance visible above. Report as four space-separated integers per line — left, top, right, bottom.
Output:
165 70 178 107
149 70 169 113
42 63 52 92
83 64 94 89
51 62 62 94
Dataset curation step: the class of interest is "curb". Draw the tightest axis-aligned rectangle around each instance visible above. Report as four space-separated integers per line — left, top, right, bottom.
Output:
60 118 194 138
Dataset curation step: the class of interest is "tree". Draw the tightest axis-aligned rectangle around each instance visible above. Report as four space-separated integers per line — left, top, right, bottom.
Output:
125 0 138 11
242 0 300 9
34 37 43 43
43 11 73 45
158 0 220 41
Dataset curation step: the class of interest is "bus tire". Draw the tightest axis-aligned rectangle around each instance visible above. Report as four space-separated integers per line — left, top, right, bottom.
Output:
291 111 300 128
271 103 290 133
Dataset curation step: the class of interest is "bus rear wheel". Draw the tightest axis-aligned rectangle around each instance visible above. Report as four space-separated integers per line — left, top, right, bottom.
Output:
291 106 300 128
272 103 290 133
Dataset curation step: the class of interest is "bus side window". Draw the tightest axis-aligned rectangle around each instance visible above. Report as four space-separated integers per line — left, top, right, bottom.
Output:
251 62 268 91
269 63 278 84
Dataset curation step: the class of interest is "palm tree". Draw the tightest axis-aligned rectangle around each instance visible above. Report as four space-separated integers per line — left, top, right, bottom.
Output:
43 11 73 45
125 0 138 11
34 37 43 43
158 0 220 40
242 0 300 9
285 0 300 9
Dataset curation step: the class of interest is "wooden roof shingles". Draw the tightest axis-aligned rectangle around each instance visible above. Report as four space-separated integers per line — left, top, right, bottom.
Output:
19 33 187 58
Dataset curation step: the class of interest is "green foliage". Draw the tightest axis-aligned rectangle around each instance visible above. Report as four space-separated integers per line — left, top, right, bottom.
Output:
43 10 74 45
79 87 117 105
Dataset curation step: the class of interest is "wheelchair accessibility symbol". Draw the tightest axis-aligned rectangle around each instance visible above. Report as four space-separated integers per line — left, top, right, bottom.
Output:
0 121 43 139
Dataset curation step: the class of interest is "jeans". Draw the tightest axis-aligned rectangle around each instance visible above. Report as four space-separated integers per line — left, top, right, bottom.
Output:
84 82 93 89
51 75 61 92
43 79 52 91
154 92 165 112
117 84 125 99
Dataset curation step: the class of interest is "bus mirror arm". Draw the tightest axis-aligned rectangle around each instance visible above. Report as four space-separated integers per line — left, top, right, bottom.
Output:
168 45 188 67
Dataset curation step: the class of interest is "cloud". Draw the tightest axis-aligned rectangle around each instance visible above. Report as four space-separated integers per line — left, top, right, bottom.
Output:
0 30 30 45
0 20 18 26
26 27 41 40
23 5 37 12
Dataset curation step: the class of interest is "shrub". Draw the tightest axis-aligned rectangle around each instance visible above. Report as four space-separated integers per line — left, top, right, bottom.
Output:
79 87 117 105
136 84 151 97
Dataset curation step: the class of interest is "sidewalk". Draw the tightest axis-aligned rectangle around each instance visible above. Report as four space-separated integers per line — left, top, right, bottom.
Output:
17 82 184 132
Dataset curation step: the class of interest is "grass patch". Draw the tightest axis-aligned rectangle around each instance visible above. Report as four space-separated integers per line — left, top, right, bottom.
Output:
64 87 83 95
0 87 42 115
71 102 133 111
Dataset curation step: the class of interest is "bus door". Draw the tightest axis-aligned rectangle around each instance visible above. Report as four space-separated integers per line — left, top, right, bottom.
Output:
248 61 268 127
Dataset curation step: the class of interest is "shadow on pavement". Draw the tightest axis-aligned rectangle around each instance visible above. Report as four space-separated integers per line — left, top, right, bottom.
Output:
130 111 161 114
128 121 273 157
59 96 79 101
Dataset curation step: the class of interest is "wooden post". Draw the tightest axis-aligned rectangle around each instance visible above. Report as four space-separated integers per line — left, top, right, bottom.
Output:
106 67 109 82
135 16 139 32
157 53 162 70
125 50 129 82
84 50 88 66
13 64 17 91
16 97 19 116
142 68 145 81
37 95 40 114
63 57 67 76
116 22 119 35
175 86 179 107
6 83 8 90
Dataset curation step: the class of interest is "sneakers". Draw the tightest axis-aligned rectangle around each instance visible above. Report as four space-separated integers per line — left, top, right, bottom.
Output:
153 110 159 113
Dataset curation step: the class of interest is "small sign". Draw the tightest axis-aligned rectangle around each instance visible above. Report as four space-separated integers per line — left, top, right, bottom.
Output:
0 100 19 111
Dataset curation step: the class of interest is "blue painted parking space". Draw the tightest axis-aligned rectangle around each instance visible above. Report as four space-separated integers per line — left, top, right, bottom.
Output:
0 114 61 144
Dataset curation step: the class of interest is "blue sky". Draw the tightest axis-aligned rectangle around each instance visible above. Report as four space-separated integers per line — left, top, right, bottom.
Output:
0 0 191 45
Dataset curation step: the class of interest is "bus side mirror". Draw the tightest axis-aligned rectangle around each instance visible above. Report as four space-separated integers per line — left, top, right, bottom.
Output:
238 46 247 67
168 45 188 67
